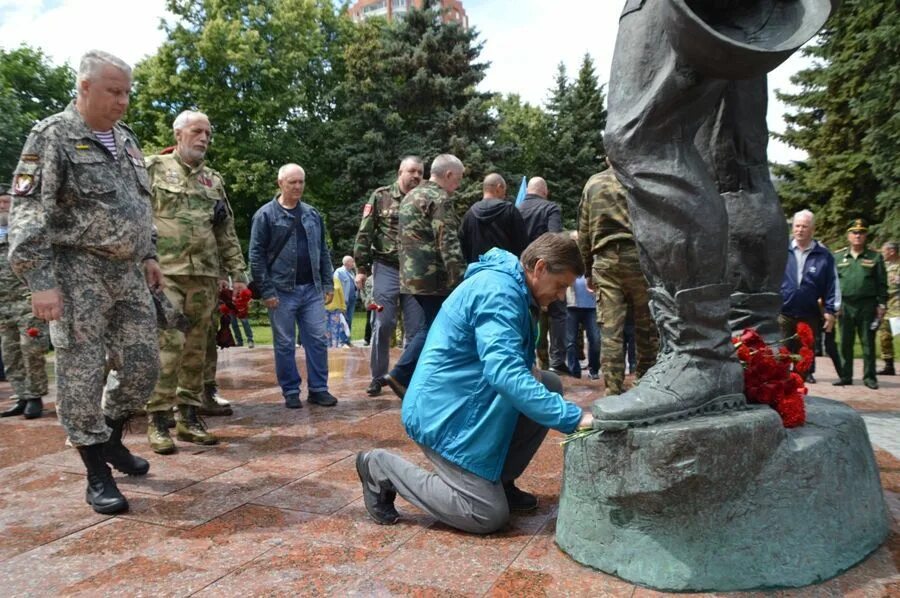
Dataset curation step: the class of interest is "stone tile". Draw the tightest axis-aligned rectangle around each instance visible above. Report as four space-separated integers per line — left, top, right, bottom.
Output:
252 453 361 514
300 497 433 552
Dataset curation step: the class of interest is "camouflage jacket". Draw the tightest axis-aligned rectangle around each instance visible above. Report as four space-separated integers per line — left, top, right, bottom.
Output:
353 182 404 274
0 231 29 305
398 180 464 296
8 102 154 292
146 152 246 281
577 169 635 271
886 260 900 309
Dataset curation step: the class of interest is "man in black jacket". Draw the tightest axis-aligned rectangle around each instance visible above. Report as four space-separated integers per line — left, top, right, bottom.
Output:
460 174 529 264
517 177 568 373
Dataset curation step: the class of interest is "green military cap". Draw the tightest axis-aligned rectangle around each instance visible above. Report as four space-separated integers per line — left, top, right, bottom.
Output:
847 219 868 233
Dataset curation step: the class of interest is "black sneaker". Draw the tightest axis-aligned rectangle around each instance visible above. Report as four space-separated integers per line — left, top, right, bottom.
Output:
355 452 399 525
863 379 879 390
504 482 538 512
284 394 302 409
382 374 406 399
308 391 338 406
806 373 817 384
549 364 573 377
366 378 383 397
832 379 852 386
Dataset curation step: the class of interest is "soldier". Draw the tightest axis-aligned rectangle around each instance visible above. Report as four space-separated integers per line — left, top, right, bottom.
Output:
577 166 658 396
877 241 898 375
379 154 465 398
353 157 426 396
0 186 49 419
143 110 248 454
833 220 888 389
9 50 158 514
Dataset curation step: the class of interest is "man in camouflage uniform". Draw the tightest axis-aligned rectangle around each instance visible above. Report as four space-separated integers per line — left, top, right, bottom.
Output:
0 186 49 419
9 50 158 514
577 166 658 396
381 154 465 398
144 110 248 454
877 241 898 375
833 220 888 389
353 156 426 396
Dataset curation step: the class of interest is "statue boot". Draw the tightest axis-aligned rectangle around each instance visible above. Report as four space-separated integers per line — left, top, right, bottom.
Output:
198 383 233 417
592 284 745 430
729 291 783 342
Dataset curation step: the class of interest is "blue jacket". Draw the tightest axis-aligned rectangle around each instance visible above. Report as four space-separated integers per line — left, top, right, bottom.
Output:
402 248 583 482
249 197 334 298
781 240 837 318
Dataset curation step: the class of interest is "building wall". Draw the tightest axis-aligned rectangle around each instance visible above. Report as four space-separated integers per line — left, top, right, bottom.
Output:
347 0 468 29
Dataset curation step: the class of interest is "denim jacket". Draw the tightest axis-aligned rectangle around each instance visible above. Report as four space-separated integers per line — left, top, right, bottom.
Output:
249 196 334 299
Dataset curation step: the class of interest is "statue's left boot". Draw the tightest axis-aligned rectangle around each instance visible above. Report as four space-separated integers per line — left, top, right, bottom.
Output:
592 284 745 430
729 292 783 342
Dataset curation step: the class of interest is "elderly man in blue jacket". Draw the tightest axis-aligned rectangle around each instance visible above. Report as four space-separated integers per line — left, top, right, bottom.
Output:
356 233 592 534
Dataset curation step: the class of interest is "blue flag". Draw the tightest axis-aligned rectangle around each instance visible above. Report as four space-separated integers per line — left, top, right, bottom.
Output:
514 176 527 207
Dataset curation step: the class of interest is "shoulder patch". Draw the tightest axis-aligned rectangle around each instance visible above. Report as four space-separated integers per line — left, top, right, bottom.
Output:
363 203 373 217
13 174 36 196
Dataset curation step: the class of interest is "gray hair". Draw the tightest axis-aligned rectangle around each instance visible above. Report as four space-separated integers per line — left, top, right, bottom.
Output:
400 155 423 169
277 163 305 182
430 154 464 178
77 50 132 91
883 241 898 252
173 110 209 133
792 209 815 225
342 255 354 267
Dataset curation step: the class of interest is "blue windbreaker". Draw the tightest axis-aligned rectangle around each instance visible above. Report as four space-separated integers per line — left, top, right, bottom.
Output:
401 248 583 482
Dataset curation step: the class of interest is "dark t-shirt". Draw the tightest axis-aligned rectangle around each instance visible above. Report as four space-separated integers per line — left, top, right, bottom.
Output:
286 205 314 285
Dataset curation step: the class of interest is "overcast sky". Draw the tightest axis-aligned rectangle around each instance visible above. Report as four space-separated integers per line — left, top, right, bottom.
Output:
0 0 810 163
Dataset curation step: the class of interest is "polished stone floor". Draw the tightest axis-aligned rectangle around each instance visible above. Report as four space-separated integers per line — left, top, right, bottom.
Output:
0 346 897 597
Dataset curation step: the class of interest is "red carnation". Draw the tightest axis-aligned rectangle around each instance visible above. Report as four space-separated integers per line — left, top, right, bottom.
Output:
26 327 40 337
796 347 815 377
239 288 253 300
218 303 230 315
775 393 806 428
796 322 815 350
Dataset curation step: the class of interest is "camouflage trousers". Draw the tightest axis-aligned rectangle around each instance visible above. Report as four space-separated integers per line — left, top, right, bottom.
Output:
593 242 659 395
53 252 159 446
146 275 218 412
0 299 49 400
878 297 899 359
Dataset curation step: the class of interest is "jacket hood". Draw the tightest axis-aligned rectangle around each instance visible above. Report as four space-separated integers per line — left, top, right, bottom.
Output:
464 248 526 293
470 199 513 224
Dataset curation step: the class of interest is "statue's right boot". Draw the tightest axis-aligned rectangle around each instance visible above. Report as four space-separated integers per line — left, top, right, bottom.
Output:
147 411 177 455
76 444 128 514
592 284 745 430
729 291 783 342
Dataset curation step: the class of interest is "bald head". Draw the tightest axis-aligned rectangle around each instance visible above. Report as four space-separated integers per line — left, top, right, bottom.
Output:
527 177 548 198
482 173 507 200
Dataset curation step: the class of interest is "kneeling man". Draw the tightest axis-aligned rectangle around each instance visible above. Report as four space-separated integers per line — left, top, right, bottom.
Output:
357 233 592 534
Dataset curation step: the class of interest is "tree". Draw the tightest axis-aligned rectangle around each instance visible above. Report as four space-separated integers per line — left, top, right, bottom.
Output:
491 93 552 185
774 0 899 245
0 46 74 182
128 0 350 244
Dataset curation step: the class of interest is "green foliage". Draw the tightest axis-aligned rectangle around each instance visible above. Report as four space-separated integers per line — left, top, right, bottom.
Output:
774 0 899 246
0 46 74 183
491 92 551 184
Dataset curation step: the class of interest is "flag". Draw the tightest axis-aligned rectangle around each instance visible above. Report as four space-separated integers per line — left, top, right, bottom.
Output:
514 176 527 207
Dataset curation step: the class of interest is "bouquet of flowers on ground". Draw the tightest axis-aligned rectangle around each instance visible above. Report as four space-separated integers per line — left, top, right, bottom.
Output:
732 323 814 428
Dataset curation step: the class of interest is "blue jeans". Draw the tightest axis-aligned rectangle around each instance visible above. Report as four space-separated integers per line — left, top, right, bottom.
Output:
230 317 254 345
389 295 445 387
268 283 329 396
566 307 600 377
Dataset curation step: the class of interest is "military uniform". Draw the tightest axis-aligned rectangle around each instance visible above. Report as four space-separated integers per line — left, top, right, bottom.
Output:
144 152 246 444
577 169 658 395
834 238 888 386
0 220 49 410
386 179 464 390
877 259 899 367
353 183 425 383
8 102 159 446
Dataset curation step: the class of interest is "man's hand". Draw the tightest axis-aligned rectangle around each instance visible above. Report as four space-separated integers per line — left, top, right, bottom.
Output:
32 288 64 321
143 259 164 290
824 312 836 333
355 272 366 290
264 296 279 309
578 411 593 430
218 279 230 291
233 281 248 296
325 292 334 304
585 277 595 293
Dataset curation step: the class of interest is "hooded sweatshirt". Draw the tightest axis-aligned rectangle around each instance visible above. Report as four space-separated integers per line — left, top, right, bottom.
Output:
459 199 529 264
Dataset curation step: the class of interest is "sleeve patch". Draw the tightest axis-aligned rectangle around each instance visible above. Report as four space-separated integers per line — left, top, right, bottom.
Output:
362 203 373 217
13 173 36 196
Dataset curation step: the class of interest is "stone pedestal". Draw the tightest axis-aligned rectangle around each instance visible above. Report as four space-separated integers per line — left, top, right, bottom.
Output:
556 397 889 591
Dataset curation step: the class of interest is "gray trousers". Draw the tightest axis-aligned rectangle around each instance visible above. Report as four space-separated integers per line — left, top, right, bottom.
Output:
370 261 425 379
367 371 562 534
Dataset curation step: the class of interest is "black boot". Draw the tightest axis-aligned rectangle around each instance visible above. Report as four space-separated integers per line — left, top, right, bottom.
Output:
102 416 150 475
23 398 43 420
0 399 26 417
877 358 895 376
76 444 128 514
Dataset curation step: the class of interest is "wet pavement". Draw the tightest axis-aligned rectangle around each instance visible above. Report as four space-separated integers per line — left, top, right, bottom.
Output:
0 347 897 596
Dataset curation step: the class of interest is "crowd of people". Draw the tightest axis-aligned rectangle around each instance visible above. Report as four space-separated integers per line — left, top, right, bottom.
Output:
0 48 897 536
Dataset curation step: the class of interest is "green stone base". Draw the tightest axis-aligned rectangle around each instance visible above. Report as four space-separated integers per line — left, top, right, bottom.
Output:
556 398 889 591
